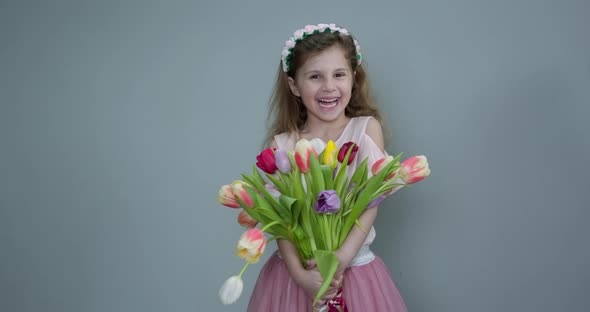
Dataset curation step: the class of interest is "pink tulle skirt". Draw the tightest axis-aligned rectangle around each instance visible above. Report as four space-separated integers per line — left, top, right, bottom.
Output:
247 252 408 312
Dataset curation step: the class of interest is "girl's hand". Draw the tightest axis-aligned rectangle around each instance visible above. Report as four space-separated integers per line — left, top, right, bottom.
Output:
303 260 343 306
296 268 324 303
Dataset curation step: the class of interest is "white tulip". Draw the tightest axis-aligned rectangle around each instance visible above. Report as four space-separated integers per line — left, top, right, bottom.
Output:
309 138 327 154
218 276 243 305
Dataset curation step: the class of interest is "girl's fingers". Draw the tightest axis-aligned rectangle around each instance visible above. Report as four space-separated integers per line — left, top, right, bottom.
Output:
330 276 343 287
314 300 326 309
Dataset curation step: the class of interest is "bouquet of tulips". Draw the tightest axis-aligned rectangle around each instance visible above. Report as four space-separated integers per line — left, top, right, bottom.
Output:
217 138 430 308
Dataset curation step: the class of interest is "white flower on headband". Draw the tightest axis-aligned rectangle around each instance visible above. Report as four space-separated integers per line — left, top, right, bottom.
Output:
280 23 362 73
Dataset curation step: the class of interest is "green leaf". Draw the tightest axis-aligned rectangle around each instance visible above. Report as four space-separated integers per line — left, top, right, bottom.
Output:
266 173 288 194
279 195 297 211
251 165 267 186
338 158 397 245
350 158 368 186
242 174 288 216
292 227 312 260
255 193 291 223
321 165 334 190
308 153 325 195
313 250 339 305
291 170 306 222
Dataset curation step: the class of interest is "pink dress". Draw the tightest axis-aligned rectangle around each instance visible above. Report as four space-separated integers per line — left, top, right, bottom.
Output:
247 116 408 312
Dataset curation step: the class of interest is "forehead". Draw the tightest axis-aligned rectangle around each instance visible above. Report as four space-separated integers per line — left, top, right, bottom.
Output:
299 45 350 71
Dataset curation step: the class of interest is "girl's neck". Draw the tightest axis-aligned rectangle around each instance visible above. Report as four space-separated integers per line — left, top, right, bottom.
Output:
299 116 351 142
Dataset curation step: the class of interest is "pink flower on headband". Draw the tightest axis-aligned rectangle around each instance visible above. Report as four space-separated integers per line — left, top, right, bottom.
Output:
304 25 316 33
317 23 329 31
285 39 295 49
281 23 362 73
293 29 305 40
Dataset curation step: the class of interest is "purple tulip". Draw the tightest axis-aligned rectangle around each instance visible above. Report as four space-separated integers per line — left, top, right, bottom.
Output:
274 149 291 173
366 195 386 209
314 190 341 214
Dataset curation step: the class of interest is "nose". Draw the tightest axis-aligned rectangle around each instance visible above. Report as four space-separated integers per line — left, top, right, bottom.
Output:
322 77 336 92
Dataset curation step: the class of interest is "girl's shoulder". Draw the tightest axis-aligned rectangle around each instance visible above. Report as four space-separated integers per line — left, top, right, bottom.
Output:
273 131 297 151
347 116 384 150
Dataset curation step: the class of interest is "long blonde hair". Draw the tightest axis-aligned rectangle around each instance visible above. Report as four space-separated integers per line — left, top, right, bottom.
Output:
264 31 385 146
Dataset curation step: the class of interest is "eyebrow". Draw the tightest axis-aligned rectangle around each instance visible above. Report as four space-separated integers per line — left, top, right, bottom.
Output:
303 68 351 75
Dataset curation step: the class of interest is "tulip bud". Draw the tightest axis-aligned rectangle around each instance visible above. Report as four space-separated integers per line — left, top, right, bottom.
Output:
371 156 396 180
264 183 281 199
322 140 338 168
274 149 291 173
366 195 386 209
236 228 267 264
218 184 240 208
399 155 430 184
337 141 358 165
256 148 277 174
219 275 243 305
237 210 258 228
231 181 255 208
313 190 341 214
294 139 317 173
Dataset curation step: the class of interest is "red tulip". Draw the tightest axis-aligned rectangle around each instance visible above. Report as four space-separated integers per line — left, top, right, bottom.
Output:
256 148 277 174
337 141 358 165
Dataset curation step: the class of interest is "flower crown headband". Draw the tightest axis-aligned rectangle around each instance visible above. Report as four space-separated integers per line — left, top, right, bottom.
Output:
281 23 362 73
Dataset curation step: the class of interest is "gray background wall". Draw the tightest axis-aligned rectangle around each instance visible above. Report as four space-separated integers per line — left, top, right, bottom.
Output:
1 0 588 311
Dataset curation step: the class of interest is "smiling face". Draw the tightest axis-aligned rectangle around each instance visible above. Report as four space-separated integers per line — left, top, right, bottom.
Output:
287 45 354 125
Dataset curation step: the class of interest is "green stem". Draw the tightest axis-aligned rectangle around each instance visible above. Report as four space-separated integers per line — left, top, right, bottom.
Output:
261 220 281 232
237 262 250 278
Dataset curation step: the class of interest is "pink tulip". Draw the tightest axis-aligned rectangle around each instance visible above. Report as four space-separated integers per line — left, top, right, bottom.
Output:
218 184 240 208
237 210 258 228
231 181 255 208
371 156 396 180
398 155 431 184
294 139 317 173
236 228 266 264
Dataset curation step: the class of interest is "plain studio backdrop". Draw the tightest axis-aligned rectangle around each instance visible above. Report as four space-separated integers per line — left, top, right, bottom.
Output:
1 0 589 311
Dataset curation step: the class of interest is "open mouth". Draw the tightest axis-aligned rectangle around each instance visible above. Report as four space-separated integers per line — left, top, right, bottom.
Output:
317 98 339 108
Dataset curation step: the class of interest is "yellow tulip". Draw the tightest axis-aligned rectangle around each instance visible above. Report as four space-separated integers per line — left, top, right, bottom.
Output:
322 140 338 168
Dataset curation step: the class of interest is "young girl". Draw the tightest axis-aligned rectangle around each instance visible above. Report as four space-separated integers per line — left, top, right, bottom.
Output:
247 23 408 312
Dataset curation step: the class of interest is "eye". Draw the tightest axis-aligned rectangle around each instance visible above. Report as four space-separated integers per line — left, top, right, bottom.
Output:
335 72 347 78
309 74 320 79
